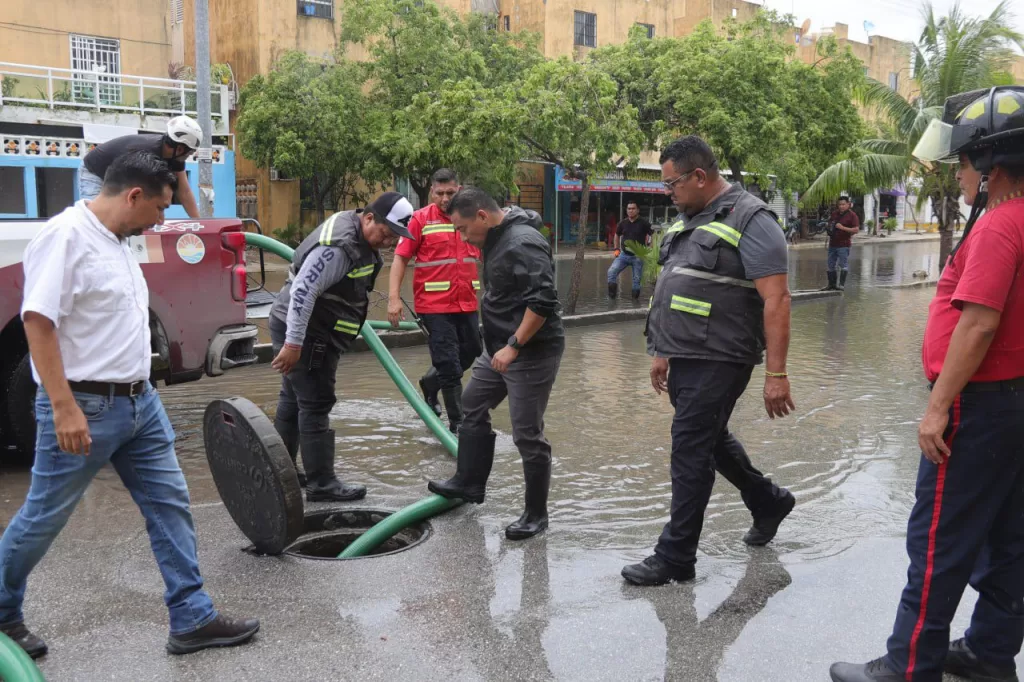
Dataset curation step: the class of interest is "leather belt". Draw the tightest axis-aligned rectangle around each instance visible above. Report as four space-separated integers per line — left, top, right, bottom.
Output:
929 377 1024 393
69 380 147 397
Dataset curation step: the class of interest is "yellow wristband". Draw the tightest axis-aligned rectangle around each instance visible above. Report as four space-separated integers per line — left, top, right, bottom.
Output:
765 371 788 378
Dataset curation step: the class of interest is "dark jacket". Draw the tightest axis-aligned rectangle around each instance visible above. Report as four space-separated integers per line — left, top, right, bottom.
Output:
481 207 564 359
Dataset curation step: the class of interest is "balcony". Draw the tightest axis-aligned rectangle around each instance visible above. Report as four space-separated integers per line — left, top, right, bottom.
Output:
0 62 230 134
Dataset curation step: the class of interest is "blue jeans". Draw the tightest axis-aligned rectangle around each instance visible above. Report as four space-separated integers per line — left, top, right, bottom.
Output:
78 167 103 201
607 252 643 293
0 386 217 635
827 246 850 273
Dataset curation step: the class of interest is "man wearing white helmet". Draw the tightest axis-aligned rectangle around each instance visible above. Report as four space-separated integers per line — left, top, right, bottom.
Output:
79 116 202 218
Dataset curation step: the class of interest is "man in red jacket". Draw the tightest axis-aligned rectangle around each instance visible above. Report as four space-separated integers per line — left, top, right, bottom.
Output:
830 86 1024 682
388 169 482 433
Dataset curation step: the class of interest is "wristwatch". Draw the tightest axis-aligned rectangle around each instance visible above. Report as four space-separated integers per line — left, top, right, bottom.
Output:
507 334 522 350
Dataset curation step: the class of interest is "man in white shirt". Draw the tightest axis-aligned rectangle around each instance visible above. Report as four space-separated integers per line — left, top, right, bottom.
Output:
0 151 259 659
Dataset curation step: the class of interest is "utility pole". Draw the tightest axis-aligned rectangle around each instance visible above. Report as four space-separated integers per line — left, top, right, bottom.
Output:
195 0 214 217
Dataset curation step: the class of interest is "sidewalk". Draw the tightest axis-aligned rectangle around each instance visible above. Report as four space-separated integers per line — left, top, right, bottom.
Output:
788 230 958 250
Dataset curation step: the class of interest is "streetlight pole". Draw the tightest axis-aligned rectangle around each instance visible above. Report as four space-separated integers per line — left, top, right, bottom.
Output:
194 0 214 217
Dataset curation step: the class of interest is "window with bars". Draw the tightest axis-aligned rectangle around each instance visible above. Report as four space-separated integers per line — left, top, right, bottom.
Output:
297 0 333 19
889 72 899 91
574 11 596 47
636 22 655 39
70 35 121 105
171 0 184 25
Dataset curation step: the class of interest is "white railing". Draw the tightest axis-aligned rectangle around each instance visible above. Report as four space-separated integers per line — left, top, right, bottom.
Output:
0 62 229 120
1 134 228 162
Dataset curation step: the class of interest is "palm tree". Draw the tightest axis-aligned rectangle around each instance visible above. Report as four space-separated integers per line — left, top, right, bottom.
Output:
802 1 1024 267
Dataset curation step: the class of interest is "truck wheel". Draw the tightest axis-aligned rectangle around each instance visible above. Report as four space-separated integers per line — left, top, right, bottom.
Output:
6 355 37 460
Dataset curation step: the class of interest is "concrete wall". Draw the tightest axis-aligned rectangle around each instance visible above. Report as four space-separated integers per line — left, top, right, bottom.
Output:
0 0 174 79
673 0 761 40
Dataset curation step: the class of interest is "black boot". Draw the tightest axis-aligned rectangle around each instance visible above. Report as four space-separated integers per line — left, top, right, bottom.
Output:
838 270 848 291
427 430 495 504
743 490 795 546
621 555 695 586
506 461 550 540
631 287 641 300
441 383 464 434
301 430 366 502
608 282 618 298
945 638 1019 681
821 271 838 291
0 621 47 659
419 366 442 418
166 614 260 655
273 418 305 487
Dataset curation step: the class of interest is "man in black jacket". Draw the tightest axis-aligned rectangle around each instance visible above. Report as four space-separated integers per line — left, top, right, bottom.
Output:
428 188 565 540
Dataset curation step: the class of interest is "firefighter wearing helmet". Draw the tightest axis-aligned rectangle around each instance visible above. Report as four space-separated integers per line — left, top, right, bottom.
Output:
830 86 1024 682
79 115 203 218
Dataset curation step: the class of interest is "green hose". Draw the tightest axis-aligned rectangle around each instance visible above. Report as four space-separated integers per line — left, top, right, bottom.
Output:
0 632 45 682
242 231 465 558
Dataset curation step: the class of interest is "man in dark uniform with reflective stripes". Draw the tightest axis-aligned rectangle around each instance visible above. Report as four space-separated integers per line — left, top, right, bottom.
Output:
831 86 1024 682
269 192 414 502
622 136 797 586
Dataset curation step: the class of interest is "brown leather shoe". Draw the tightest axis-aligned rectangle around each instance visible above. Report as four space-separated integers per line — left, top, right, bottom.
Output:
166 614 260 655
0 621 48 659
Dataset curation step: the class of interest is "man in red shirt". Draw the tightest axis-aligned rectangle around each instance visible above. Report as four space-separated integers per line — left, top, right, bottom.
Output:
831 86 1024 682
388 169 482 433
822 196 860 291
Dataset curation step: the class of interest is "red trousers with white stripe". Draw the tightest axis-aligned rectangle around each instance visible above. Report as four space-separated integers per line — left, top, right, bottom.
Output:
885 390 1024 681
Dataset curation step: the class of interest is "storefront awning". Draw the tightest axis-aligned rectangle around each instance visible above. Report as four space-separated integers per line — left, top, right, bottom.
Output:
554 165 664 194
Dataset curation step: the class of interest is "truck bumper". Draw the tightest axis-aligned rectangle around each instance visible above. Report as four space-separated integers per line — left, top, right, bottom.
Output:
206 324 259 376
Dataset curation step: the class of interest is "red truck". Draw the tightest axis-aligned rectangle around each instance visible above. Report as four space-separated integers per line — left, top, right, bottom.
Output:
0 218 259 459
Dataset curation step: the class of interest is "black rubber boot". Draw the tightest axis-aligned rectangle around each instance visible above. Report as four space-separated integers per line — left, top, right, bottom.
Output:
441 384 464 434
838 270 848 291
301 430 367 502
821 271 838 291
273 418 306 487
829 658 903 681
505 461 550 540
945 638 1019 681
427 430 495 504
0 621 47 659
608 282 618 298
419 366 443 418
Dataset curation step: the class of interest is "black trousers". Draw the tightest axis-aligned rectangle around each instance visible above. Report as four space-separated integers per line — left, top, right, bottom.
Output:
654 358 785 569
420 312 482 390
269 316 340 436
885 388 1024 681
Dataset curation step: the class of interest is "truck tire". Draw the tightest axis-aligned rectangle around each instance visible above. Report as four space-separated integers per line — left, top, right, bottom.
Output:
6 354 37 460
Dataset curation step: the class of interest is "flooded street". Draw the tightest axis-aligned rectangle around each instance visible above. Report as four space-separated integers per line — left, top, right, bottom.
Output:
1 239 1003 682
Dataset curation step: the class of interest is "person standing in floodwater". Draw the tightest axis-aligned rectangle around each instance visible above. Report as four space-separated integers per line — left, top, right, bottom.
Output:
622 135 798 587
830 86 1024 682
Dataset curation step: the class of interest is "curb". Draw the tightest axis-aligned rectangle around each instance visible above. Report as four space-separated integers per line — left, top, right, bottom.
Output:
877 279 939 289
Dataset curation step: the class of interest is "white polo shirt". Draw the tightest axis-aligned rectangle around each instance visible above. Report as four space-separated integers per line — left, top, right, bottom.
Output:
21 200 151 384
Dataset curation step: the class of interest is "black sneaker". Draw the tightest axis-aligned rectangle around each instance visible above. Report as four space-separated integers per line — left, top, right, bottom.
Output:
743 490 796 546
945 638 1019 681
166 614 260 655
621 555 695 586
306 480 367 503
0 621 47 659
829 657 903 681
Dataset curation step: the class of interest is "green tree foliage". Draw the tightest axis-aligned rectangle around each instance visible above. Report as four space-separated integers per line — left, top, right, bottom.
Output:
804 1 1024 266
235 51 389 225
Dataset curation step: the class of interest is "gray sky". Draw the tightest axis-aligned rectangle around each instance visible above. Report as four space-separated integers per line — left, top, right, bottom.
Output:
760 0 1024 46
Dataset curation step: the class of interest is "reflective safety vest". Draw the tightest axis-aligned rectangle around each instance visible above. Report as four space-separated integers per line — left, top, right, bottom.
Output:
646 188 775 365
286 210 382 353
406 204 480 315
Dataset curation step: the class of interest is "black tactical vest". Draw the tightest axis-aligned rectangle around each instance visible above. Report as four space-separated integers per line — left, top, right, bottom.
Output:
647 188 777 365
283 211 382 353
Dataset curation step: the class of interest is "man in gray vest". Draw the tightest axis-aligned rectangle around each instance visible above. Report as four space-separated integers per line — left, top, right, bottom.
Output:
269 192 414 502
622 136 797 586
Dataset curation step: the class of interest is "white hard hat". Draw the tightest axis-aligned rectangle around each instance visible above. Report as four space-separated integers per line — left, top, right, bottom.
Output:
166 115 203 150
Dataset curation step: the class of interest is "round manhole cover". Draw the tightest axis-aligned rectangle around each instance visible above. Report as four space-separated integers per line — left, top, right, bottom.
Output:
284 509 431 560
203 397 304 555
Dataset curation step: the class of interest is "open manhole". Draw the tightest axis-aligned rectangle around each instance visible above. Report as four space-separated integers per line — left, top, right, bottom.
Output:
283 509 431 560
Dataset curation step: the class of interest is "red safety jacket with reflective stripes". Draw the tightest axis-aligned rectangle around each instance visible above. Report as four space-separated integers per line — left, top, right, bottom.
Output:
393 203 481 314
